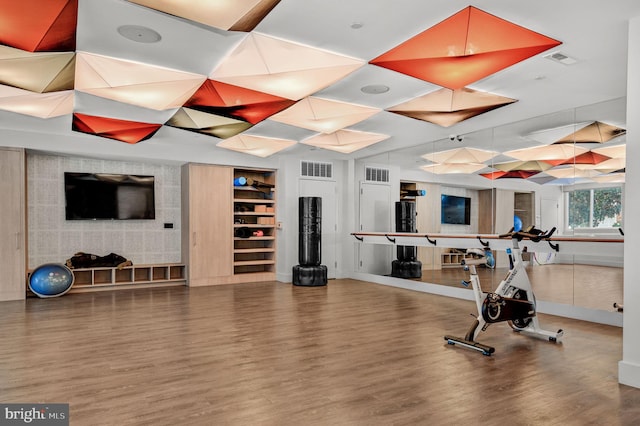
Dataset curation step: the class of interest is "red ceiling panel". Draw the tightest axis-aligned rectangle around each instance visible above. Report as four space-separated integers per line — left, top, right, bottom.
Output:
72 113 162 144
370 6 561 89
556 151 611 166
0 0 77 52
184 80 295 124
480 170 540 180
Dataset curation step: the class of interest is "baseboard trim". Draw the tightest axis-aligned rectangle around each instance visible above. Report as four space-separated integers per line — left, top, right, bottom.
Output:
619 360 640 388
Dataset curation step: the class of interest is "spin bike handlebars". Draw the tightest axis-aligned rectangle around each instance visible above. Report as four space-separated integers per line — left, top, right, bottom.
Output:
498 226 556 242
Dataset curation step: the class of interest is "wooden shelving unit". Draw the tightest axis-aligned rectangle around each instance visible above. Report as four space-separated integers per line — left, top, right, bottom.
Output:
233 168 276 280
441 252 473 268
27 263 186 295
400 181 418 202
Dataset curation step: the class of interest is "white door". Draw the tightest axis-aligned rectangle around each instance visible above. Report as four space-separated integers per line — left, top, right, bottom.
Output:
299 179 337 278
358 182 392 275
541 198 560 233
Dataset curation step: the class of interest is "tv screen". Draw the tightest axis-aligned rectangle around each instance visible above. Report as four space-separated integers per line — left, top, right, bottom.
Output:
64 172 155 220
441 194 471 225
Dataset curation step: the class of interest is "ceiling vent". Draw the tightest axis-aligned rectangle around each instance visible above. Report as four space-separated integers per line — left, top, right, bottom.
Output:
544 52 577 65
365 166 390 183
301 160 333 179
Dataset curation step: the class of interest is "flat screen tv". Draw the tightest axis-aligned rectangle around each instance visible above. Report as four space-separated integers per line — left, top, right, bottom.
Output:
441 194 471 225
64 172 155 220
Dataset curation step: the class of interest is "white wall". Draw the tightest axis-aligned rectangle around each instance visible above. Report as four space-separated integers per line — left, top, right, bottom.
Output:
619 15 640 389
27 152 182 268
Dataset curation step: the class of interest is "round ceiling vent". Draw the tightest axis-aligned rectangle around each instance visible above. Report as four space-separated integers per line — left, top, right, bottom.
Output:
361 84 390 94
117 25 162 44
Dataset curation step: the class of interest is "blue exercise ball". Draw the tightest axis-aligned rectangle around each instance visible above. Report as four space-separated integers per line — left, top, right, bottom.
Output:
514 215 523 232
29 263 75 298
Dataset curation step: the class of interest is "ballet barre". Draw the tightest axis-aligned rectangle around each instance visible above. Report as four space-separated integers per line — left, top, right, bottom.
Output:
350 231 623 257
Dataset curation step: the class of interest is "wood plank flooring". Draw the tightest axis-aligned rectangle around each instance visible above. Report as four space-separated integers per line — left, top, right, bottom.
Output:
1 279 639 425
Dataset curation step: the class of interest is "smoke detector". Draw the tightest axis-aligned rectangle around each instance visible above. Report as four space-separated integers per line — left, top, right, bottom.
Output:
544 52 577 65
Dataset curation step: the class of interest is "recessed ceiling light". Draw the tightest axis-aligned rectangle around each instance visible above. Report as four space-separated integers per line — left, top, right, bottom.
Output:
117 25 162 43
351 22 364 29
361 84 389 94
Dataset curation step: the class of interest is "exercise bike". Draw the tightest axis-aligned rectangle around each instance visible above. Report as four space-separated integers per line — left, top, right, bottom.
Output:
444 226 564 356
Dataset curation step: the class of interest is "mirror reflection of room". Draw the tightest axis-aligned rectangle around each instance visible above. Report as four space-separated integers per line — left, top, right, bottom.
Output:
358 98 625 314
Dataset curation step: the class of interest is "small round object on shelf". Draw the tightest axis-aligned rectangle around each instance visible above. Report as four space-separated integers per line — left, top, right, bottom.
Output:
514 215 523 232
28 263 75 298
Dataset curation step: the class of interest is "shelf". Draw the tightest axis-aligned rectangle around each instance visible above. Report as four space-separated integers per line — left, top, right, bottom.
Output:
27 263 187 294
233 198 275 204
234 186 262 192
234 236 275 241
234 248 275 254
441 253 473 268
234 212 275 216
234 260 275 266
233 168 277 280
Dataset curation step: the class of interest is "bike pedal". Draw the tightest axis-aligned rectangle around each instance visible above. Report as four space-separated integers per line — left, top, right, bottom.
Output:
461 280 470 287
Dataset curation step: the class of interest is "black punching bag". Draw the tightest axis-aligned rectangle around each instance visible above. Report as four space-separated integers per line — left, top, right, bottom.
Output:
293 197 327 286
395 201 417 261
298 197 322 266
391 201 422 279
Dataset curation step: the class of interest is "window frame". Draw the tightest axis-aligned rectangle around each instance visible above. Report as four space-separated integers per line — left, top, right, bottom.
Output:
564 183 624 233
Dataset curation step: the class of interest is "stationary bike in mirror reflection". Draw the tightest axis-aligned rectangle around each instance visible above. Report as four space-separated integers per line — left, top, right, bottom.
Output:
444 226 564 356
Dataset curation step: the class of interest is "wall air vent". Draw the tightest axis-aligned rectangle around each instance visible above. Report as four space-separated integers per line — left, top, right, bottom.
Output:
301 160 333 179
365 166 390 183
544 52 577 65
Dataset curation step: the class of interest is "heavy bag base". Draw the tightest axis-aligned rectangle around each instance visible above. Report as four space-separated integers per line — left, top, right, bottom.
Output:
391 260 422 279
293 265 328 286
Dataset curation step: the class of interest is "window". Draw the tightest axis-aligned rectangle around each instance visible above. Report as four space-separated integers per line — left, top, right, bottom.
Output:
567 187 622 229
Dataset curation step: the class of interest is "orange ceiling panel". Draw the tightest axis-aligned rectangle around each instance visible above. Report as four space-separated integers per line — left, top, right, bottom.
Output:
184 80 295 124
370 6 561 89
72 113 162 144
0 0 77 52
387 87 516 127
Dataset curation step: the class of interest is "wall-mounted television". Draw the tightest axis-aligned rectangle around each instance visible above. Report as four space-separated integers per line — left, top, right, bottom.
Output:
441 194 471 225
64 172 155 220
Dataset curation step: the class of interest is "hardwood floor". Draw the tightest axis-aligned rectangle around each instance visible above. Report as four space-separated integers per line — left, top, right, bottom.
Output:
2 280 639 425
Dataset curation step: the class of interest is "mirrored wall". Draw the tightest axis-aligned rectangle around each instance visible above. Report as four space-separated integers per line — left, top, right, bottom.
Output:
355 97 626 313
